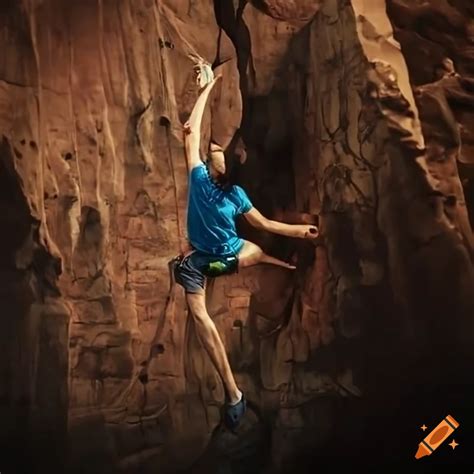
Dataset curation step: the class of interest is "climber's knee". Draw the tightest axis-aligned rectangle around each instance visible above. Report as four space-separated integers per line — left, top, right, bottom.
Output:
237 240 264 269
186 292 207 316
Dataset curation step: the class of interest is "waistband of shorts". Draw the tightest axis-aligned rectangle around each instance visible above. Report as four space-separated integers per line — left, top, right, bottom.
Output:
192 239 243 257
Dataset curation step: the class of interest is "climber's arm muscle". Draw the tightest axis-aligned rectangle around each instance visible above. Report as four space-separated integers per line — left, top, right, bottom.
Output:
244 208 319 238
184 134 202 170
243 208 271 231
184 75 221 170
244 208 296 236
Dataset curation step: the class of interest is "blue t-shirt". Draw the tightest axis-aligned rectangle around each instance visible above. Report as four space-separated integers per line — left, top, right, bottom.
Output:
187 163 253 256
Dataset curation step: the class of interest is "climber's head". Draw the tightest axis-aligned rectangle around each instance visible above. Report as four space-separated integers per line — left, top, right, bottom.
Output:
208 142 225 173
207 142 229 187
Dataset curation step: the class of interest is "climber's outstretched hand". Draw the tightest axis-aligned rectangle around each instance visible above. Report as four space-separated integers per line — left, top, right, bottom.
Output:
294 224 319 240
194 61 221 89
185 74 222 135
203 74 222 89
184 74 223 170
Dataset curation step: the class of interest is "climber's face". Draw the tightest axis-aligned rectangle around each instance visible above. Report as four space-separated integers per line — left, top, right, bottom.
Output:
208 142 226 178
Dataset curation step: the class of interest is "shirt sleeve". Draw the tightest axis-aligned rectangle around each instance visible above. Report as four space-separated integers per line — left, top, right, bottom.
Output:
190 163 207 183
233 185 253 214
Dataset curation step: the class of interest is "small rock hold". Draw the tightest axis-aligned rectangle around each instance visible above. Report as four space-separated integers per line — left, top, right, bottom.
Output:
138 369 149 384
445 195 457 206
159 38 174 49
29 140 37 149
151 343 165 357
230 296 251 309
64 152 73 161
159 116 170 127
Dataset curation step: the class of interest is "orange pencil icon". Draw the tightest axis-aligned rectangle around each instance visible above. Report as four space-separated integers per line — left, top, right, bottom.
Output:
415 415 459 459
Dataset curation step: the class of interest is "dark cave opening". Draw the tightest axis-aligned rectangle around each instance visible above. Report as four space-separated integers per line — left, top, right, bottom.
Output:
0 138 68 474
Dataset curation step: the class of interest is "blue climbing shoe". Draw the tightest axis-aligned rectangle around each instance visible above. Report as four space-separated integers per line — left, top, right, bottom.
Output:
223 394 247 431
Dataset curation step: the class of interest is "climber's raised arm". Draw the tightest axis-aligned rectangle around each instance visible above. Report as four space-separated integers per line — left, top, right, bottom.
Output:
183 75 222 171
243 207 319 239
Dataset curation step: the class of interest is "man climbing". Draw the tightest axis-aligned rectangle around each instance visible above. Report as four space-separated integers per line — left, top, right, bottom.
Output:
173 75 319 430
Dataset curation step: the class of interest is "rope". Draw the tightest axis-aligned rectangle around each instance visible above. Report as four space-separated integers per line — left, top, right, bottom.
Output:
154 3 216 255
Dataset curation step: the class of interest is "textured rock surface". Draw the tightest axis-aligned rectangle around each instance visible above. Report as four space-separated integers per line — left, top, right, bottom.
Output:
0 0 473 473
258 0 322 21
387 0 474 238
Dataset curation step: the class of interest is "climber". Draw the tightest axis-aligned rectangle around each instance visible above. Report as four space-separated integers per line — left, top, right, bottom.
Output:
172 75 319 431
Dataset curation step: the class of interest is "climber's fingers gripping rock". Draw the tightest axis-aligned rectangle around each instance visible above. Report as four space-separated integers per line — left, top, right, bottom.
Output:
204 73 222 89
296 224 319 240
194 61 219 89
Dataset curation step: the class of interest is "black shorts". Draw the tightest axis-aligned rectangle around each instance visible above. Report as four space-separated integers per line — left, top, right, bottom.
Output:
172 251 239 294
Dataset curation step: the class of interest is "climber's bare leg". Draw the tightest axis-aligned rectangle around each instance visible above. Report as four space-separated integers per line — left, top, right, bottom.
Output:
186 291 241 404
237 239 296 270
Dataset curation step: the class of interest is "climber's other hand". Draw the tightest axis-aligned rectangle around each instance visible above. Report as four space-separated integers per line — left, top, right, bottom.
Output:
294 224 319 239
304 225 319 239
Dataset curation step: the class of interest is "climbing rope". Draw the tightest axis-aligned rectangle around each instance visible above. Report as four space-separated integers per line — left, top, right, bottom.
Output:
108 4 218 418
153 3 213 256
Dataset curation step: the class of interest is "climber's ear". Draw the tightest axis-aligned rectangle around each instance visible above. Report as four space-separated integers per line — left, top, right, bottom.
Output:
209 142 226 174
209 142 224 153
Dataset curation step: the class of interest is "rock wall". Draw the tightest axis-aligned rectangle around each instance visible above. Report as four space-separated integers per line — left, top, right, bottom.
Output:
387 0 474 244
0 0 473 473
